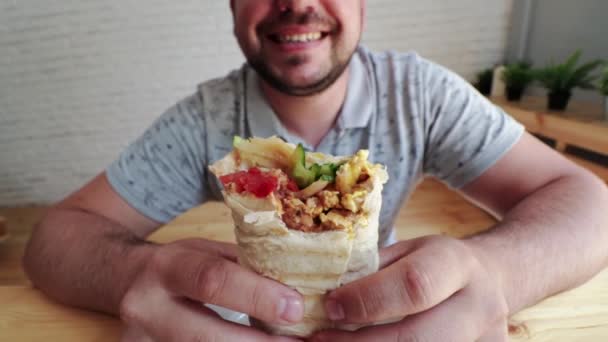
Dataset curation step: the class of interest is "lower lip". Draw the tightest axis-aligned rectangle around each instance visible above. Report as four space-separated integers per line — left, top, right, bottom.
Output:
269 36 326 53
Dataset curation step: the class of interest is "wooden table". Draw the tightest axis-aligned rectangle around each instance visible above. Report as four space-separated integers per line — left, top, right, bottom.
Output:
0 207 48 285
2 182 608 341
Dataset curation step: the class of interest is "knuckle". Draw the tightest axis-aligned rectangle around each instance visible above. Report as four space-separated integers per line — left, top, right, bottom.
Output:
149 245 171 276
196 257 229 303
119 292 142 325
249 281 267 319
353 290 373 321
360 286 388 321
400 262 431 310
339 283 383 322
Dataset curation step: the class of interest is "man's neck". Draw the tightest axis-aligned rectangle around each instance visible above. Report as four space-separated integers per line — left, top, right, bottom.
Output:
260 68 350 148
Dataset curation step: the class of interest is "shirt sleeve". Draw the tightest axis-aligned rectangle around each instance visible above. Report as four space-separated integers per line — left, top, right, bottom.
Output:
419 58 525 189
106 94 210 223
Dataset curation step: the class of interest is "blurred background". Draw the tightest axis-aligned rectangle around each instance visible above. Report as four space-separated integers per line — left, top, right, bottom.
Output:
0 0 606 206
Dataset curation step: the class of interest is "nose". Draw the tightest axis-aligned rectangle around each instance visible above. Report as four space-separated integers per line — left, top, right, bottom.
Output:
276 0 316 14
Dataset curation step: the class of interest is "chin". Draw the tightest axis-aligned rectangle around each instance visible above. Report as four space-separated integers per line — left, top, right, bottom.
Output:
282 71 326 87
250 49 351 96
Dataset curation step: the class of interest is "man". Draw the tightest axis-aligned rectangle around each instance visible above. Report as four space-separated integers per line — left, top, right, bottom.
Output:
24 1 608 341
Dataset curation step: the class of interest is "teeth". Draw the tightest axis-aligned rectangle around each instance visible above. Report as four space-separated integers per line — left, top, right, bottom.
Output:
278 32 322 43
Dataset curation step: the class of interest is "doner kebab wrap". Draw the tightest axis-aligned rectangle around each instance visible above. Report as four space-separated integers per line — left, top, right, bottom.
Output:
209 136 388 337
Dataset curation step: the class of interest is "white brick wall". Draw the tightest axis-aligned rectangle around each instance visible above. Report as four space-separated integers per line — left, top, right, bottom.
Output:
0 0 513 206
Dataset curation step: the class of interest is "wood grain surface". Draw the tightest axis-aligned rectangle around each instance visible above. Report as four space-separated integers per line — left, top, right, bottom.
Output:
0 207 47 285
0 286 121 341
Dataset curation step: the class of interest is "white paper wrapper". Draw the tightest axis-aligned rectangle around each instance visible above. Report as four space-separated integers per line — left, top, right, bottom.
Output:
210 140 388 337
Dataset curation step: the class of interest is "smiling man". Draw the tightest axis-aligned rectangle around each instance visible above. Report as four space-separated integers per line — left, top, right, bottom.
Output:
23 1 608 341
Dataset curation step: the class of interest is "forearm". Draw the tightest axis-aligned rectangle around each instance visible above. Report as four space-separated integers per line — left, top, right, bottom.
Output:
467 173 608 314
23 207 157 315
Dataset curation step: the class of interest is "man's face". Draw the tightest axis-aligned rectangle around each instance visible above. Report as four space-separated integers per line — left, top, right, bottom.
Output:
231 0 365 96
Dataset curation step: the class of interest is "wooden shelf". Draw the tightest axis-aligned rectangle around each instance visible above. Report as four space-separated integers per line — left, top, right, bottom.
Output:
493 96 608 182
493 96 608 154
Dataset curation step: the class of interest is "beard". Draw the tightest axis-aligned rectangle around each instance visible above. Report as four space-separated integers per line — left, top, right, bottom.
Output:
246 9 358 97
247 48 353 97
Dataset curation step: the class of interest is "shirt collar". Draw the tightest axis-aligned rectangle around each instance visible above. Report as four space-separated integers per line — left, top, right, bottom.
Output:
245 46 374 139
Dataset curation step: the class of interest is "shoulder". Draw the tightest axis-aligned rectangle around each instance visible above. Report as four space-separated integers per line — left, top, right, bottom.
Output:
355 45 457 95
197 67 245 101
193 67 246 120
356 45 428 77
159 67 245 144
140 67 245 158
155 67 245 126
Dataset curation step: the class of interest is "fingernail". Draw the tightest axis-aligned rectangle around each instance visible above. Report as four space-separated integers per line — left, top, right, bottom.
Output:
278 296 304 323
325 299 345 321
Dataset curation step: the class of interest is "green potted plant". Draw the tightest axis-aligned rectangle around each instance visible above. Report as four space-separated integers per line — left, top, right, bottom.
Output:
600 65 608 120
474 68 494 96
502 61 534 101
535 50 604 111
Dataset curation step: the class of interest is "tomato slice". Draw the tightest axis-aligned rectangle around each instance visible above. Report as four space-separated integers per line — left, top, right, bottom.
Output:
286 179 299 192
219 168 279 198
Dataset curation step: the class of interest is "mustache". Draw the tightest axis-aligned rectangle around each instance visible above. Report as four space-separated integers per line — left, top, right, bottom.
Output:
258 9 337 33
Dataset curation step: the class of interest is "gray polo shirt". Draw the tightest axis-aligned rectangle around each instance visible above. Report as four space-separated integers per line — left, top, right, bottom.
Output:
107 45 524 246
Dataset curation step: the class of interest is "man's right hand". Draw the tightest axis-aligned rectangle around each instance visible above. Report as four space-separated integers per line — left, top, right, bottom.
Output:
119 239 303 342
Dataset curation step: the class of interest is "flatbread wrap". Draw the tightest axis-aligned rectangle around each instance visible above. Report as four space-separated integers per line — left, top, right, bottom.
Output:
209 136 388 337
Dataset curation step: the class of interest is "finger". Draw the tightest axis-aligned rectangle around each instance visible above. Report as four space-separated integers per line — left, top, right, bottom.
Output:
478 320 508 342
158 248 304 324
176 239 239 261
122 285 299 342
378 238 420 269
326 237 473 323
314 287 497 342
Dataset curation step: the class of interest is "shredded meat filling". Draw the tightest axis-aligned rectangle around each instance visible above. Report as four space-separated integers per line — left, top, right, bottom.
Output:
275 171 370 233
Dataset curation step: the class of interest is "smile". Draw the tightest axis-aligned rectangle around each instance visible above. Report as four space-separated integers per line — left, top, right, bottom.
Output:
269 31 329 44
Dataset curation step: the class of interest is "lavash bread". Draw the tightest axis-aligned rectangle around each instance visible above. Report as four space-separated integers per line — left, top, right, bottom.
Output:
209 137 388 337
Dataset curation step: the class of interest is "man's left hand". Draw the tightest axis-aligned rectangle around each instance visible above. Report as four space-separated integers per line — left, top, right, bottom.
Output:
311 235 510 342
